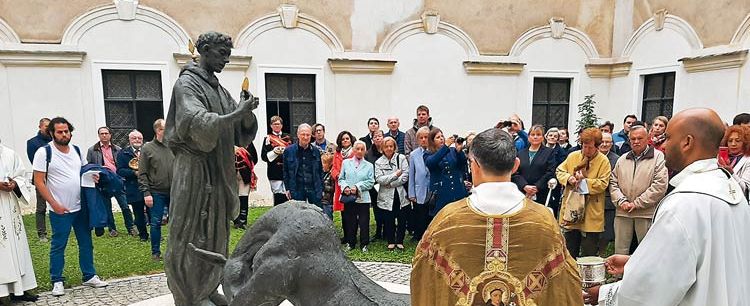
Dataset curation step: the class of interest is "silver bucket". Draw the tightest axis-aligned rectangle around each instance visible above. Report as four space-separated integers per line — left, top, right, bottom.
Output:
577 256 606 288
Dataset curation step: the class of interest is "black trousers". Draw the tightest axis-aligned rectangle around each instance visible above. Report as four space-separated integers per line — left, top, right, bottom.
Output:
273 193 287 206
343 202 370 248
384 193 411 245
35 188 47 237
234 195 249 225
370 189 384 237
130 200 149 240
411 204 431 240
564 230 600 258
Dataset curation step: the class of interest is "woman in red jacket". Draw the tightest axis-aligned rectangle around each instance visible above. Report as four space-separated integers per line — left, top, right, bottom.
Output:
331 131 355 243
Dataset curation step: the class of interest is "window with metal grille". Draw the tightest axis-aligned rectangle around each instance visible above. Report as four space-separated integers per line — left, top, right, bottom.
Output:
532 78 571 129
102 70 164 148
265 73 316 139
641 72 675 123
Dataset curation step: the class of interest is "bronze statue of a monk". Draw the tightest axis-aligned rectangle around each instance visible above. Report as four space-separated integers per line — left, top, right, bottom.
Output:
164 31 258 306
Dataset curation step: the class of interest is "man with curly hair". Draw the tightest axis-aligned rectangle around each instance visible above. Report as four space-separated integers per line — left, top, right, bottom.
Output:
164 31 259 306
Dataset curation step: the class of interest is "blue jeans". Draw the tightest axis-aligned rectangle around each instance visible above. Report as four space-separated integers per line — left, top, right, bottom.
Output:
106 191 134 232
150 192 170 255
49 210 96 283
322 203 333 220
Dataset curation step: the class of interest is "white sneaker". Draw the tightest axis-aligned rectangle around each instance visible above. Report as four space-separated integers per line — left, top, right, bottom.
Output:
51 282 65 296
82 275 108 288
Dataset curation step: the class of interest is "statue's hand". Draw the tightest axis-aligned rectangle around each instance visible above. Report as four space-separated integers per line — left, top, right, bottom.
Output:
237 91 259 113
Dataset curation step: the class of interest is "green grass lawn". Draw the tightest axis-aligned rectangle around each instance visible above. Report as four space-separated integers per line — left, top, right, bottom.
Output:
24 207 417 292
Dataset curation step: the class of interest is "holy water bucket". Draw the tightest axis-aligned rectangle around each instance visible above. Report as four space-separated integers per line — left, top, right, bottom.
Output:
577 256 606 288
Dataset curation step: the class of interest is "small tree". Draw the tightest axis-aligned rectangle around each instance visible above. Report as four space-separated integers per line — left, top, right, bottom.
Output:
576 94 599 132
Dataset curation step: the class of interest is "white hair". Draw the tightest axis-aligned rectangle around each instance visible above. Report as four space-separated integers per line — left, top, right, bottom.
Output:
353 140 367 150
297 123 312 134
416 126 430 136
128 129 143 138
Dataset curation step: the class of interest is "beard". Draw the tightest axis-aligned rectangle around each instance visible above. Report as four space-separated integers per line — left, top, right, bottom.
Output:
53 136 70 146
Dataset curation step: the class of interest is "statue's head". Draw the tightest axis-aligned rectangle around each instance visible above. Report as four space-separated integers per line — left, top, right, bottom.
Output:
196 31 233 73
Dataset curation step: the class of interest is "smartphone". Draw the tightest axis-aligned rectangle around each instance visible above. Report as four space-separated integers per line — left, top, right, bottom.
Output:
719 146 730 163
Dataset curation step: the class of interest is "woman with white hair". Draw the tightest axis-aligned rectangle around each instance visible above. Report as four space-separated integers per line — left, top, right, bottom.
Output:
408 126 432 240
338 140 375 252
375 137 409 250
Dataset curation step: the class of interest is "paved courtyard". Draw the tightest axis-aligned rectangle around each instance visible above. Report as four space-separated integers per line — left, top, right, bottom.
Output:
14 262 411 306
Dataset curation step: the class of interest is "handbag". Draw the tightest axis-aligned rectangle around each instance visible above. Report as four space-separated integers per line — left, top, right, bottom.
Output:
561 189 586 225
340 192 358 205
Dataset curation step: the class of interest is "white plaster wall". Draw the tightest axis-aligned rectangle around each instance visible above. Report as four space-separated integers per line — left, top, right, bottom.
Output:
332 73 392 138
738 37 750 116
607 76 637 129
350 0 423 51
0 64 14 150
517 37 596 130
245 26 334 203
680 68 742 124
75 19 183 147
609 27 695 122
391 32 513 137
4 66 85 167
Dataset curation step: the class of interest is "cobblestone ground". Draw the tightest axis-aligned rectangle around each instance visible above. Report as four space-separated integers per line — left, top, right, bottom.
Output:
18 262 411 306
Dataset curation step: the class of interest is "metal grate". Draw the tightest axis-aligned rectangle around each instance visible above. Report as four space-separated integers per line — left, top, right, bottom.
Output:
532 78 571 129
102 70 164 148
265 73 316 138
641 72 675 123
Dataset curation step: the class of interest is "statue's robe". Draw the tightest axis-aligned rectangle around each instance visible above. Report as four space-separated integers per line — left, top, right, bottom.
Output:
164 62 257 305
0 145 37 297
411 198 582 306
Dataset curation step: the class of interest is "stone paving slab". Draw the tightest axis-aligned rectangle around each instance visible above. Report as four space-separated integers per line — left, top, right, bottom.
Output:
18 262 411 306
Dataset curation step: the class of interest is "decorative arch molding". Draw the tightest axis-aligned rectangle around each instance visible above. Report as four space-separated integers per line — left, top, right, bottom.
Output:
509 21 600 59
235 10 345 53
731 13 750 46
61 4 190 49
378 19 480 57
621 13 703 58
0 17 20 43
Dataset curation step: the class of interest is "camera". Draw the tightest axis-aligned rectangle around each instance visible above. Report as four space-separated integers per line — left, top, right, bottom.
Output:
453 134 466 144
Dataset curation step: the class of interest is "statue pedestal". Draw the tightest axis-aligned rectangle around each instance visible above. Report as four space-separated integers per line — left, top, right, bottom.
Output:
129 281 410 306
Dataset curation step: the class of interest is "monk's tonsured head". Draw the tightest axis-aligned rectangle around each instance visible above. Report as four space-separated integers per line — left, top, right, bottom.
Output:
469 128 519 186
663 108 726 172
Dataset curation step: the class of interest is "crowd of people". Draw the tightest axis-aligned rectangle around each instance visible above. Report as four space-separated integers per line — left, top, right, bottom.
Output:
2 103 750 304
242 104 750 261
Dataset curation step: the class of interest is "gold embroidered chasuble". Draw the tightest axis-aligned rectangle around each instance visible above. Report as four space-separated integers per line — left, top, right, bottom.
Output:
411 198 582 306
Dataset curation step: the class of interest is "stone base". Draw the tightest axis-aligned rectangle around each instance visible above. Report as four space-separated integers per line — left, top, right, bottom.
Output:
129 281 410 306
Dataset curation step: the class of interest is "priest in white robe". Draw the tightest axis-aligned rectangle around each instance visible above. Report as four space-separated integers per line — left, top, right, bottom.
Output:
584 108 750 306
0 142 38 302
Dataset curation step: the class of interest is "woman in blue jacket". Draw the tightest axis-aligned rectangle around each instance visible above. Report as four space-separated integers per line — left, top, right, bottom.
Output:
338 140 375 252
423 128 468 216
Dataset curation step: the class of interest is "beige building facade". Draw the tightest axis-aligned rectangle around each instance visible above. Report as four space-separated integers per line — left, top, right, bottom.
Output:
1 0 749 203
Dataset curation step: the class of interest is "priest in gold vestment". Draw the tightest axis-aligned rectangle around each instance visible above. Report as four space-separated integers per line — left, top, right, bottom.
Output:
411 128 582 306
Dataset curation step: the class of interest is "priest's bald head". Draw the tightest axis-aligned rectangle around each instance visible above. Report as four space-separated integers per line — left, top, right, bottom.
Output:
468 128 520 186
663 108 726 173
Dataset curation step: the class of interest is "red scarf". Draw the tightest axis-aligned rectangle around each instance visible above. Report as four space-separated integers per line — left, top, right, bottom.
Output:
235 147 257 190
268 133 291 148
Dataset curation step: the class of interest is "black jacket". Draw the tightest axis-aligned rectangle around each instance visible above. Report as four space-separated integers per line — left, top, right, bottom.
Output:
261 133 290 181
360 134 374 151
26 131 52 162
116 146 143 203
512 145 556 201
